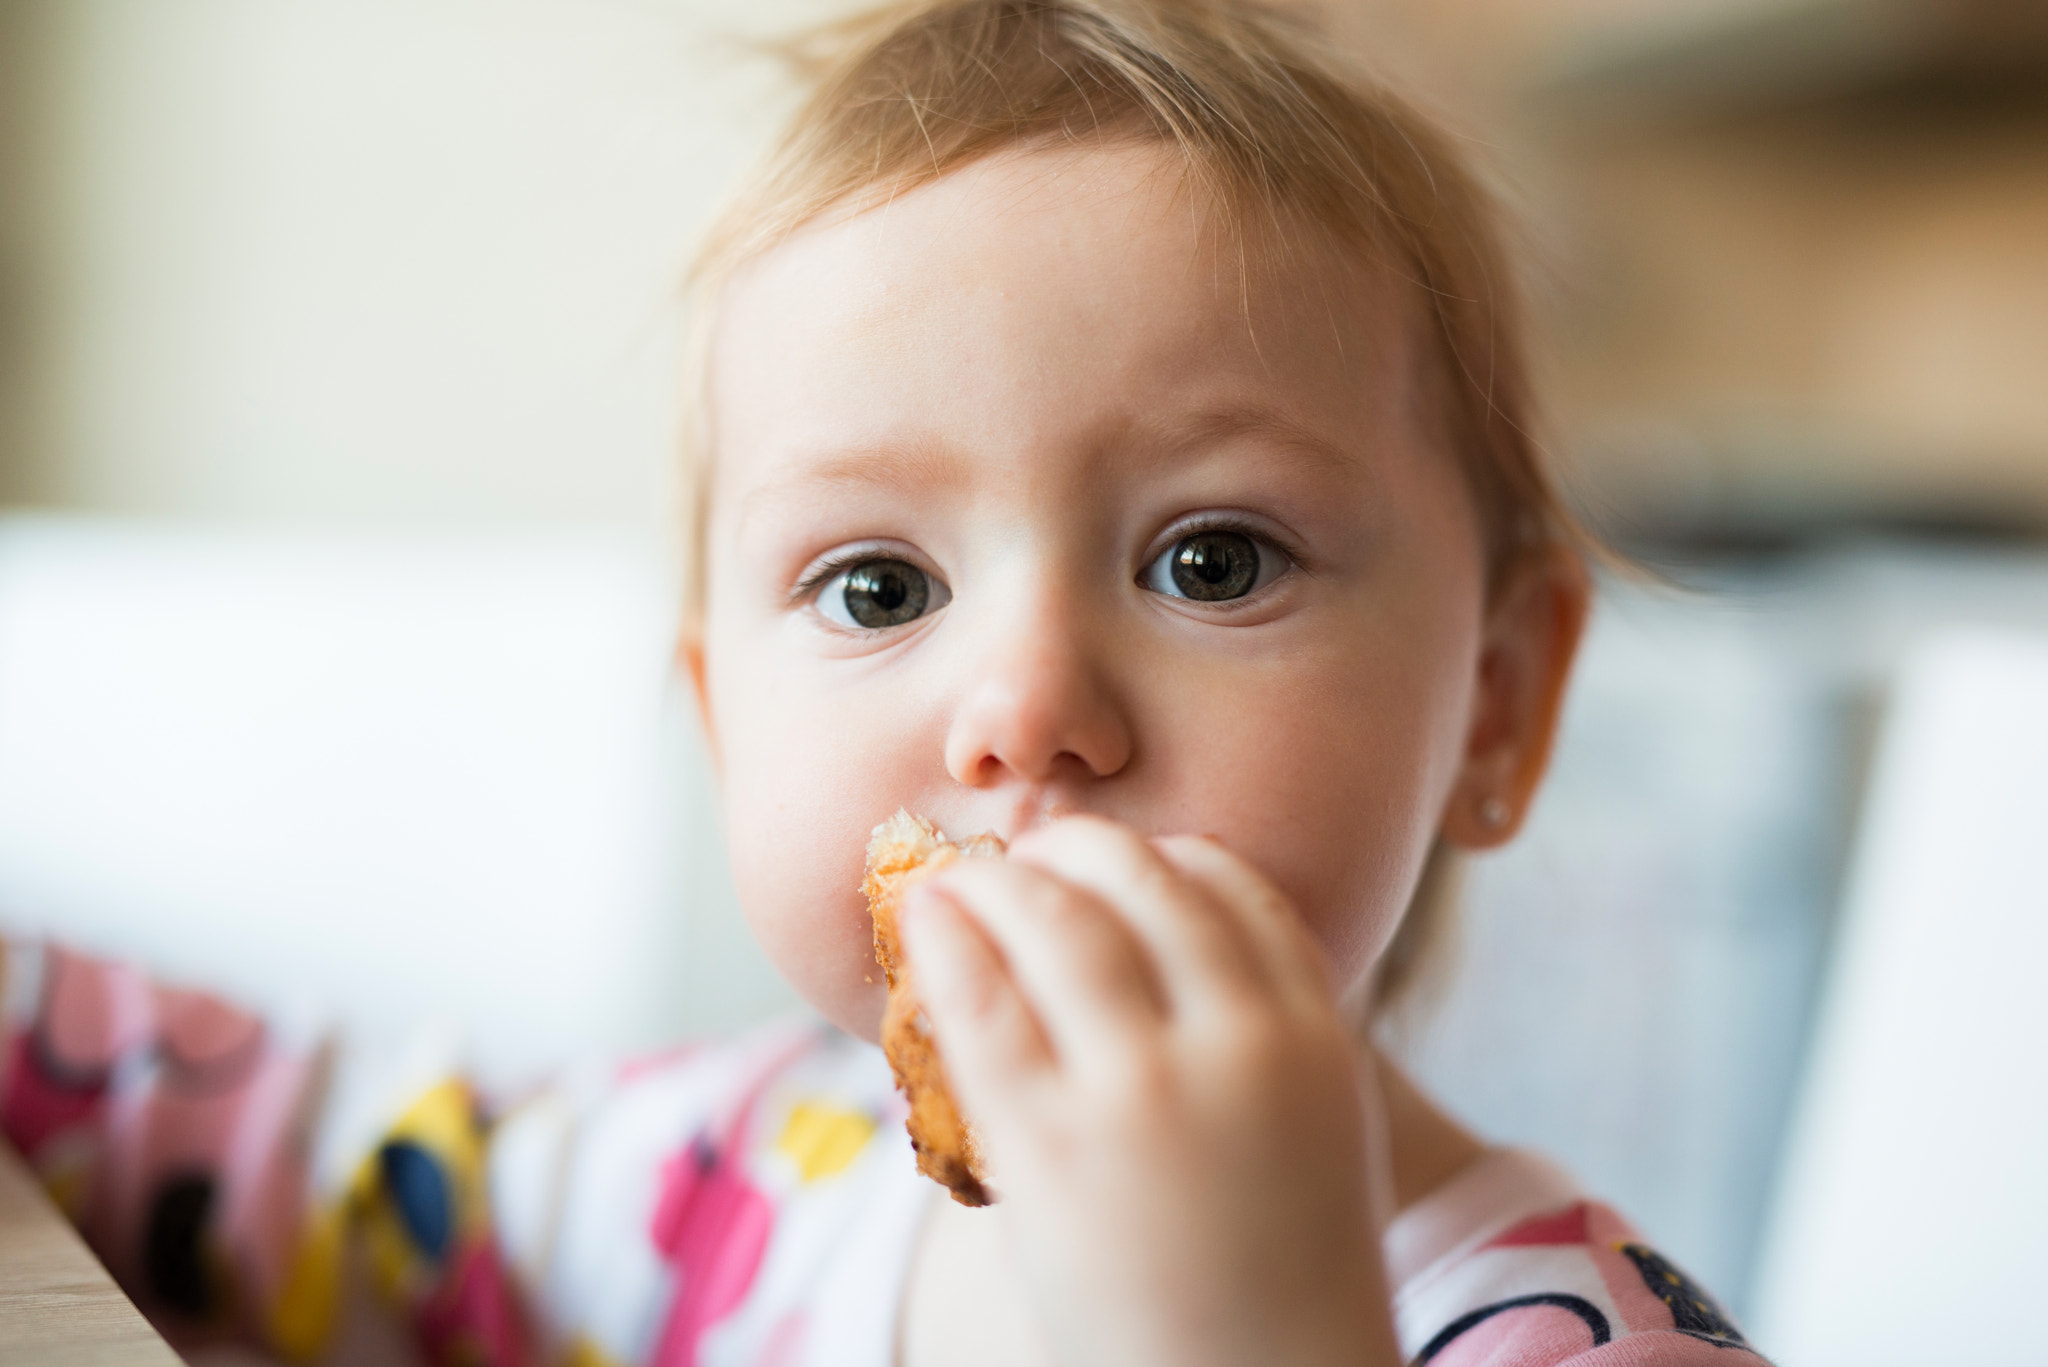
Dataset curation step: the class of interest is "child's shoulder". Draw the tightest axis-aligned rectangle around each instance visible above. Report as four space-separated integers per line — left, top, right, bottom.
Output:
1389 1149 1770 1365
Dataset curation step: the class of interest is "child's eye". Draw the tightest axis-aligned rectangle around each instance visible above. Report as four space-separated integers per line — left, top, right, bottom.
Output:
1141 529 1287 602
815 558 951 630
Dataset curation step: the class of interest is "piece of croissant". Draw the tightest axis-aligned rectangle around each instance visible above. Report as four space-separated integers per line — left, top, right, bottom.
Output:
864 809 1004 1206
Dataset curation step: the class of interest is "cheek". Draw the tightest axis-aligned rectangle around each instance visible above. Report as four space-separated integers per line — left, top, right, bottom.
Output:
704 622 937 1043
1145 599 1478 990
722 773 884 1042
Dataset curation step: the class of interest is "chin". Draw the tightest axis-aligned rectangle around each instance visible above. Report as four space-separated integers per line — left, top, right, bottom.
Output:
728 827 892 1041
811 977 889 1044
745 905 891 1043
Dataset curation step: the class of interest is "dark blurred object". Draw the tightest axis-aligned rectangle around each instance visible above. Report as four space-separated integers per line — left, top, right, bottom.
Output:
1331 0 2048 556
1498 0 2048 556
1539 0 2048 121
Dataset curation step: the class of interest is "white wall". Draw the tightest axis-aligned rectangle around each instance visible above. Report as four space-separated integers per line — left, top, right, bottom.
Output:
13 0 825 529
0 518 807 1082
0 0 840 1066
1752 629 2048 1365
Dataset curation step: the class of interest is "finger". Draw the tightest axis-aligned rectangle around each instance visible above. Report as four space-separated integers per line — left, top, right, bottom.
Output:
1007 816 1270 1012
918 858 1166 1069
900 887 1055 1116
1151 834 1332 1009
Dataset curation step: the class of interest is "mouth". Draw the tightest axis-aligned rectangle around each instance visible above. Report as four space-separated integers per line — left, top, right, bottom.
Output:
938 791 1086 845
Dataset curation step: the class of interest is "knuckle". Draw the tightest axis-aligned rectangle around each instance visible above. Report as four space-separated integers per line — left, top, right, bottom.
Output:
946 959 1009 1023
1016 813 1133 865
1160 830 1239 875
1072 923 1147 994
1029 878 1103 934
1023 885 1139 977
1024 878 1093 934
919 954 999 1030
1095 1042 1178 1118
1150 832 1221 874
1210 1007 1299 1076
922 856 998 901
1202 971 1273 1022
1052 812 1125 843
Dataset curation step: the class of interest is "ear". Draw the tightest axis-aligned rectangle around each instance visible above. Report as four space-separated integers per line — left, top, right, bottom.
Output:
1440 549 1590 849
675 625 722 777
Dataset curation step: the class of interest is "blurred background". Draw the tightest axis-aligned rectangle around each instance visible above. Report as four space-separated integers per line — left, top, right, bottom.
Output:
0 0 2043 1361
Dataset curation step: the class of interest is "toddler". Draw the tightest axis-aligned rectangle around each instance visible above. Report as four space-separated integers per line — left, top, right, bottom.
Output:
0 1 1771 1363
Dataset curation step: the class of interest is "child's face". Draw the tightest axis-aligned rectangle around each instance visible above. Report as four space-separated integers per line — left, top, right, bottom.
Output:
694 146 1514 1042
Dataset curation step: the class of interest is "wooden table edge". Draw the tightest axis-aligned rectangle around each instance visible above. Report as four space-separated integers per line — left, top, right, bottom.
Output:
0 1137 182 1365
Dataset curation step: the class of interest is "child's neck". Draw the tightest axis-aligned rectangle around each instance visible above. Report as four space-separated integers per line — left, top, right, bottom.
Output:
1374 1047 1487 1212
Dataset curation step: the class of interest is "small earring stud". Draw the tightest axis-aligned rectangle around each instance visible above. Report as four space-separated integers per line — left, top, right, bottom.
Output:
1479 797 1510 829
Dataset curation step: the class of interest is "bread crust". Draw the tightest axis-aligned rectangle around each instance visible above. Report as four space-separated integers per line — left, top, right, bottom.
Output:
864 809 1004 1206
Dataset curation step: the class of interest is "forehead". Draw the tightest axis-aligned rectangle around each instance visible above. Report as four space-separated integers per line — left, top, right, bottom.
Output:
706 143 1427 494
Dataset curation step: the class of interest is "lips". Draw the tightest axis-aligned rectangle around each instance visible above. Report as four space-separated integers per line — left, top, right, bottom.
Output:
924 791 1089 846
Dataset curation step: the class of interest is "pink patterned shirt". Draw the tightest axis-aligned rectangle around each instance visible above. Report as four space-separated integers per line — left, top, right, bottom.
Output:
0 940 1769 1365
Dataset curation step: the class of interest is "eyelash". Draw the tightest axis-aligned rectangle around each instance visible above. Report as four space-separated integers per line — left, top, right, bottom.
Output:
788 515 1303 606
790 544 914 606
1145 513 1304 578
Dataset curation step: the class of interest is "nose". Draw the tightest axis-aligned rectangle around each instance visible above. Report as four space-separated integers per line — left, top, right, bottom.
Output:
943 596 1133 788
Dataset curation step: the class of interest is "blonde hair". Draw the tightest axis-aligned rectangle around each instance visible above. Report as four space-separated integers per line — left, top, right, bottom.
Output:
680 0 1589 1015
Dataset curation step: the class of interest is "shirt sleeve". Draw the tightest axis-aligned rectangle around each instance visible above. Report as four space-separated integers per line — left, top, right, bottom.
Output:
1400 1202 1774 1367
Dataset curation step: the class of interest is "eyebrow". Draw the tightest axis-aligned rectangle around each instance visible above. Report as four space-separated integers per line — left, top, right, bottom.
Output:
1152 403 1362 474
735 440 969 526
735 401 1359 525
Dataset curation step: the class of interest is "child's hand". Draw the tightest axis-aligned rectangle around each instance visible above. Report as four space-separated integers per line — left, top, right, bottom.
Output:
902 817 1400 1367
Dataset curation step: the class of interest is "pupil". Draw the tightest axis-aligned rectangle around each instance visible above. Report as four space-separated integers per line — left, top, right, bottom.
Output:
1171 532 1258 601
844 560 928 627
870 571 907 610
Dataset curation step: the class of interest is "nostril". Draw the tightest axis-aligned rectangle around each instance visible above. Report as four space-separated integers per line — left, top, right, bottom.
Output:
942 634 1133 785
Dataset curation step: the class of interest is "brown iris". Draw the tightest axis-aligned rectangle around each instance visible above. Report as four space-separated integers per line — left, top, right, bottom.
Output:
1169 531 1260 601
